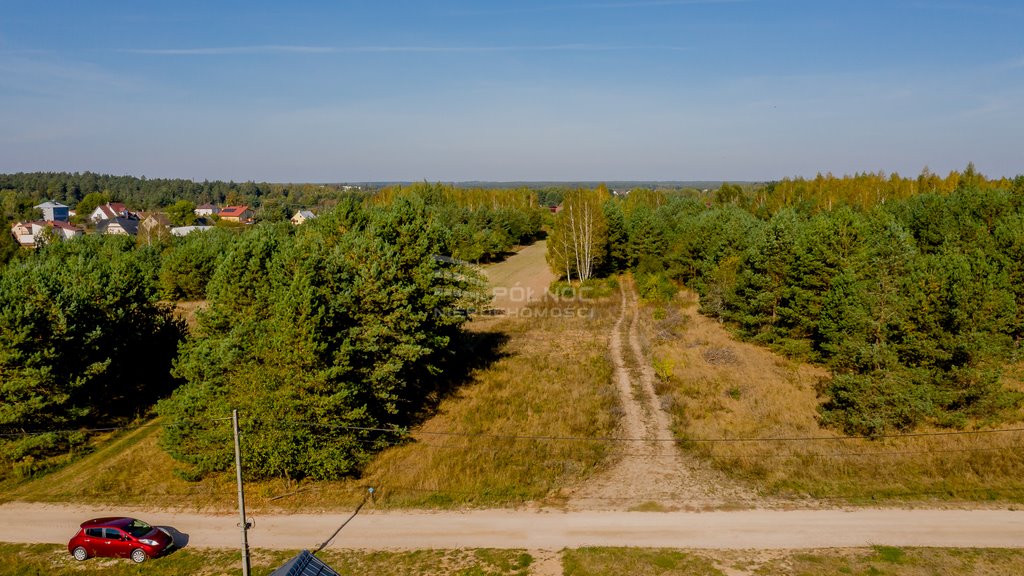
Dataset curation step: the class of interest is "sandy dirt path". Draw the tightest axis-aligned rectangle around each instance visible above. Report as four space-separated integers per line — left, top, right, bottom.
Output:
3 502 1022 551
566 278 761 511
481 240 557 315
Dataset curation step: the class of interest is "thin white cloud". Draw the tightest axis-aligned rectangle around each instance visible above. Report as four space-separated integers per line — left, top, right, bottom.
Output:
124 44 688 55
0 54 138 95
125 45 337 55
454 0 749 15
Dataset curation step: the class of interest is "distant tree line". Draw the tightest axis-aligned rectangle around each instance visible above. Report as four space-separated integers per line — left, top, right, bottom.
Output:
375 182 547 262
549 166 1024 435
0 171 369 226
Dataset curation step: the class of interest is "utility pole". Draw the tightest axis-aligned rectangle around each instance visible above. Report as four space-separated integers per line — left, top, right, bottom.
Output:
233 409 251 576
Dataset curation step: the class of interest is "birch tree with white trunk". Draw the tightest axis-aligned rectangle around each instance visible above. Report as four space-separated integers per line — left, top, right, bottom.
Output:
546 188 609 282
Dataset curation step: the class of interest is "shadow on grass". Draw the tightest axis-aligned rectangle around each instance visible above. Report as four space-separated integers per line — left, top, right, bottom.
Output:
408 328 511 430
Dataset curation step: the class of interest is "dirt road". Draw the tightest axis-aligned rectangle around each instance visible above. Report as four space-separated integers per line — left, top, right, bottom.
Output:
567 278 761 510
3 502 1022 551
481 240 557 315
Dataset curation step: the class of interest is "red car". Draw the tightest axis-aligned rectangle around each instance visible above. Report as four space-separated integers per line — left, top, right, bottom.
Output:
68 517 173 563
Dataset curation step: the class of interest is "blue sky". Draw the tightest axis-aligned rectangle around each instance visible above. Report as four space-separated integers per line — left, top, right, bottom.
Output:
1 0 1022 182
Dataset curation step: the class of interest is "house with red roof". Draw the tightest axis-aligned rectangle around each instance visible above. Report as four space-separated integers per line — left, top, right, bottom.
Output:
219 205 253 224
10 220 84 248
89 202 133 223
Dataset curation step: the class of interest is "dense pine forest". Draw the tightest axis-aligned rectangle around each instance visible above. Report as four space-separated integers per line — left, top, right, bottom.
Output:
549 166 1024 436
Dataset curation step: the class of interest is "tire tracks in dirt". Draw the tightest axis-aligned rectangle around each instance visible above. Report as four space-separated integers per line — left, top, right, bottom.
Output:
566 277 762 511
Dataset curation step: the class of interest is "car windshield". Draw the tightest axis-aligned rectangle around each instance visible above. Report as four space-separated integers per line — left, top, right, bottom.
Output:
124 519 153 538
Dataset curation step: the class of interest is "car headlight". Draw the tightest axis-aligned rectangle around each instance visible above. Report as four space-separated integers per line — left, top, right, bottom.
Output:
139 539 159 546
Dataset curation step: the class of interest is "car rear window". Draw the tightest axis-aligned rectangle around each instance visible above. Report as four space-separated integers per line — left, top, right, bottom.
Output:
85 528 103 538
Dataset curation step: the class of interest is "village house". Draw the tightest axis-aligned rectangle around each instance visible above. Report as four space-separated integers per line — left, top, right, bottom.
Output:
96 216 139 236
34 201 70 222
218 205 253 224
47 220 84 241
10 221 42 247
140 213 171 233
138 213 172 244
10 220 83 248
171 225 214 236
194 203 219 217
290 209 316 225
90 202 132 223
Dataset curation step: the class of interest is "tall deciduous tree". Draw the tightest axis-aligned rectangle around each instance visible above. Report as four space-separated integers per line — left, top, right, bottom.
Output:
166 200 197 227
546 188 609 282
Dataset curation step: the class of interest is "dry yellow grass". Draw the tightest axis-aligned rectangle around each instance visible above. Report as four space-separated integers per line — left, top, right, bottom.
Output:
646 290 1024 504
170 299 208 333
361 297 620 508
564 546 1024 576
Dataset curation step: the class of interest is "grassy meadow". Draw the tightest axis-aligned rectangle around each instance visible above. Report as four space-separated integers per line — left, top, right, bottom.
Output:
646 290 1024 504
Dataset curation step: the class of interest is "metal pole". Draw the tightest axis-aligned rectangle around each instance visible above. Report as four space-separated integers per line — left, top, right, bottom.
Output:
233 409 251 576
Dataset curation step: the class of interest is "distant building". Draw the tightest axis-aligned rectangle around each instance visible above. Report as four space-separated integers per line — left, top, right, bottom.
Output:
34 201 70 222
97 216 139 236
194 203 219 217
10 220 83 247
171 225 214 236
10 221 42 247
47 220 84 241
290 209 316 226
219 205 253 224
138 213 172 243
90 202 132 223
140 212 170 227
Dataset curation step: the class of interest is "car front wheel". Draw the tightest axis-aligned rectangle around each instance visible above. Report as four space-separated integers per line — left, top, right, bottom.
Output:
72 546 88 561
130 548 148 563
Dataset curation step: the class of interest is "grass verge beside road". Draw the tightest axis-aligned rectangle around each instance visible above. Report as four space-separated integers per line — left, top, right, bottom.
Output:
0 543 533 576
5 544 1024 576
564 546 1024 575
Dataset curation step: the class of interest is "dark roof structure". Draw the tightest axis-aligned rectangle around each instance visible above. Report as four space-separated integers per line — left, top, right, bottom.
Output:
97 216 140 236
268 550 342 576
